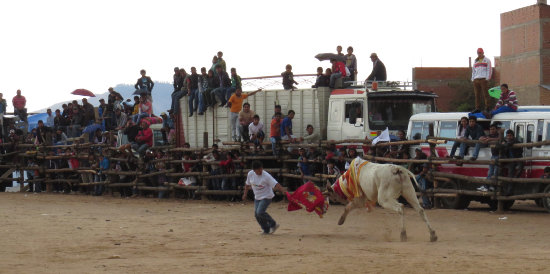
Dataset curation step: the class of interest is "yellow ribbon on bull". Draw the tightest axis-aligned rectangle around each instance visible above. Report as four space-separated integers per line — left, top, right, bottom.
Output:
337 158 369 200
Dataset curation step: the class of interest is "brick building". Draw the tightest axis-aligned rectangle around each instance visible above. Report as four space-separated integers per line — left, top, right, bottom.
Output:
413 1 550 110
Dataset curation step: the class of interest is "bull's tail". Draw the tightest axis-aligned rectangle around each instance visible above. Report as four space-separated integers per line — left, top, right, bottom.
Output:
391 165 420 189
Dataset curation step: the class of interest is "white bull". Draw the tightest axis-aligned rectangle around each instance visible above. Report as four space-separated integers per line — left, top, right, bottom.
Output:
326 161 438 242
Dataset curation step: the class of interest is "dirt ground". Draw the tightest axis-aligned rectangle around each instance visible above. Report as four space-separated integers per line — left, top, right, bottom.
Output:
1 193 550 274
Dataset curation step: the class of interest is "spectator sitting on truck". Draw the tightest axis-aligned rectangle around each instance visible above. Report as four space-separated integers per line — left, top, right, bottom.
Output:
312 67 324 88
114 108 128 131
449 117 469 158
248 114 265 152
227 88 262 142
488 83 519 118
212 64 232 107
187 67 201 117
503 129 524 178
457 116 485 161
366 53 387 82
281 110 298 143
477 123 502 191
239 102 255 142
270 112 282 156
329 59 347 88
199 67 214 109
282 64 298 91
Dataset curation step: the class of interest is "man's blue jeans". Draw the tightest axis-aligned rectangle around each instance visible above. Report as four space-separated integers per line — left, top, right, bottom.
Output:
254 199 275 233
270 136 280 156
491 106 516 116
487 155 499 178
330 72 342 87
459 142 481 158
171 90 185 114
188 88 199 115
213 87 230 105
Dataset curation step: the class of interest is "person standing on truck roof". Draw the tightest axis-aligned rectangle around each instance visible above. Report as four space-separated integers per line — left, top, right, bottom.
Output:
12 89 27 122
329 59 347 88
471 48 492 113
346 46 357 81
281 64 298 91
227 88 262 142
216 51 226 72
488 83 518 117
457 116 485 161
336 45 344 56
366 53 387 82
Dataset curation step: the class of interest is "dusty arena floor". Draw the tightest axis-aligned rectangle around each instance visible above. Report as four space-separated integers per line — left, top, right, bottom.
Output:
1 193 549 273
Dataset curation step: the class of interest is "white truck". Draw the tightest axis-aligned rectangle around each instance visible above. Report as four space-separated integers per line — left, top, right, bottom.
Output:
176 82 437 147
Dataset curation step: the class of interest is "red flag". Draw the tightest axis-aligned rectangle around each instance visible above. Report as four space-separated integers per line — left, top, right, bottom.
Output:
286 181 329 218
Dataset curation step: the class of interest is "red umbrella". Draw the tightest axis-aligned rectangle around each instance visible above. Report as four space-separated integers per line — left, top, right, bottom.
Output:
71 89 95 97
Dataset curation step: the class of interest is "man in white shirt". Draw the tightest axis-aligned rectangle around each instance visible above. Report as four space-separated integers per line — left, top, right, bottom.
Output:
248 115 265 151
242 161 287 234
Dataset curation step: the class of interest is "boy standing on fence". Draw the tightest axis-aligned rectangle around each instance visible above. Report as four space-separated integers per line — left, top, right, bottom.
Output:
242 161 287 234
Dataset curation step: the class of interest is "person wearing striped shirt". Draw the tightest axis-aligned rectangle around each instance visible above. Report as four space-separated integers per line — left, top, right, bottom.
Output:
490 83 518 116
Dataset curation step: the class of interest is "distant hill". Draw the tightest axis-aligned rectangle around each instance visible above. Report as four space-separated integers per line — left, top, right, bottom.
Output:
37 82 173 115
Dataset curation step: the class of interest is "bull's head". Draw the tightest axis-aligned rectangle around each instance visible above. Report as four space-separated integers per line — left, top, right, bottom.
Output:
323 182 348 204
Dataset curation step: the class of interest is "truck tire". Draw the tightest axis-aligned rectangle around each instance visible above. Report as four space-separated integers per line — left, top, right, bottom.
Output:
542 184 550 213
439 180 470 209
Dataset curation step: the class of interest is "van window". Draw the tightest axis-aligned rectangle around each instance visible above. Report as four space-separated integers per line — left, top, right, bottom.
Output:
439 121 457 145
516 124 525 143
497 121 511 130
368 98 432 130
345 101 363 124
330 101 341 122
527 124 534 143
410 121 432 140
546 122 550 142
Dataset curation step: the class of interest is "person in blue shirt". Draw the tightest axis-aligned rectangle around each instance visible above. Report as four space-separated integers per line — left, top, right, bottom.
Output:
94 153 110 196
280 110 298 143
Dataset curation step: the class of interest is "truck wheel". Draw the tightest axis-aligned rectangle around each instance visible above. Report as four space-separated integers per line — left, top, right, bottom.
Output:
488 200 515 211
542 184 550 213
439 181 470 209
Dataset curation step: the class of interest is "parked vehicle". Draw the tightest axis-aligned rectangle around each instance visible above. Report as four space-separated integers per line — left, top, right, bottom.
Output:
177 82 437 147
408 110 550 211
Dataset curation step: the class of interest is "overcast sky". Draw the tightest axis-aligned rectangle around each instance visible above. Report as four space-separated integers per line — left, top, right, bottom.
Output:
0 0 534 111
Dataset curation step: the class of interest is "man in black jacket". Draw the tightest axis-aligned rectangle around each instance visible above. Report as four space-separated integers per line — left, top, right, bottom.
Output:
366 53 387 82
212 64 232 107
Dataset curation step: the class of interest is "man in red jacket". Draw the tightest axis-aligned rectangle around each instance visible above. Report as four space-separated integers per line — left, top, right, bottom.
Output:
133 120 153 156
329 59 347 88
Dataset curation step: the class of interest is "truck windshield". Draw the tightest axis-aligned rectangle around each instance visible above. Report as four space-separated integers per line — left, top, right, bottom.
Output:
368 99 432 130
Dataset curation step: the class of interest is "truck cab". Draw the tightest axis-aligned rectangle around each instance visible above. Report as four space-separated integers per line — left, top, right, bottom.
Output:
327 82 437 140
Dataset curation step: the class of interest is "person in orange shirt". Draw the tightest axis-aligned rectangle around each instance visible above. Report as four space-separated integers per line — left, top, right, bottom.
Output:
270 112 282 156
227 88 261 141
